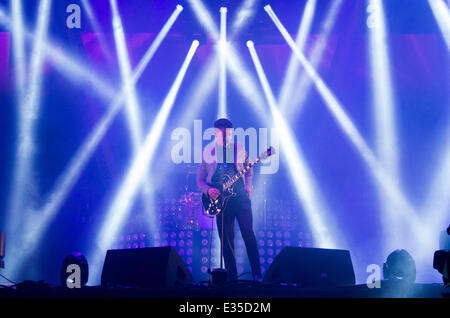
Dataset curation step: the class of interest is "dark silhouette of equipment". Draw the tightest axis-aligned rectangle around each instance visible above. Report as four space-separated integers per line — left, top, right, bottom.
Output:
434 225 450 286
383 249 416 282
263 247 355 287
60 252 89 288
101 247 193 288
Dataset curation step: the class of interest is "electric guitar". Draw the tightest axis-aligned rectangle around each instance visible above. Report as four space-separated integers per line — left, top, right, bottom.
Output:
202 147 275 217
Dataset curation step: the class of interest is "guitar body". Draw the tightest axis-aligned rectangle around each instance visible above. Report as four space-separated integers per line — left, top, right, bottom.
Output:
199 146 274 217
202 174 236 217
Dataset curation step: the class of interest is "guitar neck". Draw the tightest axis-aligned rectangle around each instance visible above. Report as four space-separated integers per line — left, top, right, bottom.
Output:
223 157 260 190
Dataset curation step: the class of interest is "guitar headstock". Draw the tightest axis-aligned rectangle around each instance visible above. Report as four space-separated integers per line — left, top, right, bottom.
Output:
259 146 275 160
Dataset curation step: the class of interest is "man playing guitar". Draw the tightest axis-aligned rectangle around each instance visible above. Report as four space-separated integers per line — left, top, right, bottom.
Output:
197 118 262 282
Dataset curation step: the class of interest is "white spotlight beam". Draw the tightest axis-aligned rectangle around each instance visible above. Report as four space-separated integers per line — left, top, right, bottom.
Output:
247 41 340 248
367 0 401 249
7 0 51 239
89 41 199 284
368 0 399 179
0 5 117 103
219 7 227 118
7 0 26 239
282 0 343 117
35 4 183 228
11 0 26 98
178 53 219 129
110 0 144 147
428 0 450 50
226 40 326 244
422 133 450 230
227 43 267 113
185 0 342 251
278 0 317 111
6 5 183 278
187 0 267 116
264 5 428 243
421 0 450 251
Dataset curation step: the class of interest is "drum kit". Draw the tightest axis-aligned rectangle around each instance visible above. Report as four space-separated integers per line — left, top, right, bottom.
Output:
177 165 215 230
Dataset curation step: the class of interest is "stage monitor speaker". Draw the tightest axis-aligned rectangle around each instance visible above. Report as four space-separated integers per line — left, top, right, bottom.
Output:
263 247 355 287
101 247 194 288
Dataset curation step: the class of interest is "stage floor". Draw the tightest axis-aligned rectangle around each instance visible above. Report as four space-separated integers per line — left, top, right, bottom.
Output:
1 280 448 298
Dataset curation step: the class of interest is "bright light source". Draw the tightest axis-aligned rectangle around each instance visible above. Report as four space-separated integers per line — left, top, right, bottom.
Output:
248 42 342 249
246 40 254 48
88 41 199 285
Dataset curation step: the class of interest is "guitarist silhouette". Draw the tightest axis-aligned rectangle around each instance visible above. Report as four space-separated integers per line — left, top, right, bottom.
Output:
197 118 262 282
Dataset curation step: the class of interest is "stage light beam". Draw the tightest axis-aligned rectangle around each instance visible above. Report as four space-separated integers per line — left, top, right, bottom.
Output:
282 0 343 117
219 7 228 118
428 0 450 51
88 40 199 285
230 0 259 38
5 5 183 279
177 54 219 129
7 0 51 247
367 0 401 251
11 0 26 97
0 5 117 103
264 5 429 250
278 0 317 111
187 0 219 40
81 0 114 64
247 40 341 249
110 0 145 152
5 0 26 240
110 0 160 243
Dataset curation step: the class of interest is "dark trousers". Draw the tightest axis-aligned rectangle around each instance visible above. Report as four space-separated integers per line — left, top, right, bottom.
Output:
216 193 261 281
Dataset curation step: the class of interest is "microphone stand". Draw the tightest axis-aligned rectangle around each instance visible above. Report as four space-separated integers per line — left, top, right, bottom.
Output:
210 134 228 285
